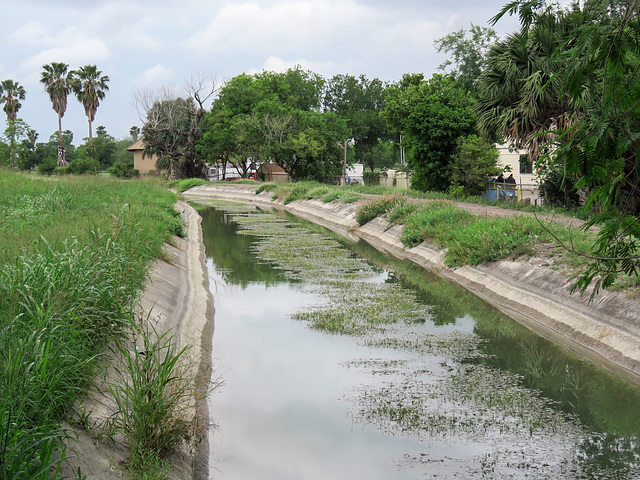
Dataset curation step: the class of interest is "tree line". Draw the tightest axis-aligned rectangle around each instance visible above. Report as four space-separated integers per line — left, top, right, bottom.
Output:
0 62 125 174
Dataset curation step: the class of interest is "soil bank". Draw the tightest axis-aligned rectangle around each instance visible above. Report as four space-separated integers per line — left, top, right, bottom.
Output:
182 183 640 387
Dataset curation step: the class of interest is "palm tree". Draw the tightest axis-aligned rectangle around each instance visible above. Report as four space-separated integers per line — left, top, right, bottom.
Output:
475 7 583 160
69 65 110 150
0 79 26 167
40 62 72 166
129 125 140 141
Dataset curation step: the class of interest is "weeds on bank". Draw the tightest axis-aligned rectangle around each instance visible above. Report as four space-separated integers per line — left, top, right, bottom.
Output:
355 195 595 270
356 194 408 225
255 181 363 204
105 315 205 479
0 170 184 478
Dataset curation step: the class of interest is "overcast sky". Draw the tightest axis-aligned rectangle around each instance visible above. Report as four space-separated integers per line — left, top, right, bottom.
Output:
2 0 524 144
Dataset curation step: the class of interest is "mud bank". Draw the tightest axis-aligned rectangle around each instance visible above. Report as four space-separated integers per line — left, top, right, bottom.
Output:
183 184 640 386
61 201 214 480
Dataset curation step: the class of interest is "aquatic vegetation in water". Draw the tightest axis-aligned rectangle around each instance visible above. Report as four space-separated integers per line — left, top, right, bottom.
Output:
206 203 640 480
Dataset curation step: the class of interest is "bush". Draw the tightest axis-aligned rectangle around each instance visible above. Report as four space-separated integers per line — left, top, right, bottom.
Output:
68 157 100 175
539 169 581 209
109 161 139 179
38 156 57 175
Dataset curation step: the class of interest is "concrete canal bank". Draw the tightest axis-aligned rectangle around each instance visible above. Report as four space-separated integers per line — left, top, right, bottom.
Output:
183 183 640 387
62 201 214 480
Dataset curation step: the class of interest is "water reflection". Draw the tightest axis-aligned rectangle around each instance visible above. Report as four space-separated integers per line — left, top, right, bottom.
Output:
199 204 640 479
200 207 293 287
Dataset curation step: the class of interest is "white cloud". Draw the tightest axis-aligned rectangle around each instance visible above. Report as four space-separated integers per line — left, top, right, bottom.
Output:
130 64 175 88
21 38 110 76
251 56 346 78
9 22 51 48
185 1 368 55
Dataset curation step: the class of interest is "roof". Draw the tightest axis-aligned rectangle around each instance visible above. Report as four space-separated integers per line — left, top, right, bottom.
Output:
258 162 286 173
126 138 145 151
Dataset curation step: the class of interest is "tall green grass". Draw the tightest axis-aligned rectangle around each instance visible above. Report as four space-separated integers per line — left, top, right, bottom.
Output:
0 170 182 478
355 197 593 269
106 315 199 478
355 194 408 225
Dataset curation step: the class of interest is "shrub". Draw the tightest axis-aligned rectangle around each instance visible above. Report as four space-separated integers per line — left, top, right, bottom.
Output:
109 161 139 179
38 157 58 175
68 157 100 175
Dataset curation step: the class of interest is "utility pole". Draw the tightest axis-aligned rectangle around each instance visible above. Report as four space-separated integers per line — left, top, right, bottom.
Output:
342 140 347 186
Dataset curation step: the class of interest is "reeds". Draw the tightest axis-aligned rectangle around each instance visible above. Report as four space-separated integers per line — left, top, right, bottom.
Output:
0 171 182 478
105 315 198 476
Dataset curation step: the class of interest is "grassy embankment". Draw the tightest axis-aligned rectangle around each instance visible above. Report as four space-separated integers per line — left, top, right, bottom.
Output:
355 194 640 294
0 170 186 478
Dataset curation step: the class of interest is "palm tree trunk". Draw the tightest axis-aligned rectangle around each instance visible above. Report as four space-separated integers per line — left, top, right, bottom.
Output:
57 114 67 166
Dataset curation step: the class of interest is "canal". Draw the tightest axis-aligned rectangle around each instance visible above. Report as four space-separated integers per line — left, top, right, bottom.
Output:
198 202 640 479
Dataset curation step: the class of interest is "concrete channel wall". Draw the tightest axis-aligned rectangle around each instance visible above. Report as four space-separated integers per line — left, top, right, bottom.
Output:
183 184 640 388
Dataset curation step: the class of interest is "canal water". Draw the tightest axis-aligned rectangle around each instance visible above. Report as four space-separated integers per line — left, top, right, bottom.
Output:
198 203 640 479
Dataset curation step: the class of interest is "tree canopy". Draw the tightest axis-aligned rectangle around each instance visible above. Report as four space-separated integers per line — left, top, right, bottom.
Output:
485 0 640 295
198 67 352 181
384 74 476 192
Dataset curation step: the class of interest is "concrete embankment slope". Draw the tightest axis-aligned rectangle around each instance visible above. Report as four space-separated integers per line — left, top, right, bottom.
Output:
183 184 640 386
61 201 214 480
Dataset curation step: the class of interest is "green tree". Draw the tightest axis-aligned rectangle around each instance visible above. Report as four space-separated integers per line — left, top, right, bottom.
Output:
69 65 110 150
80 126 117 168
129 125 140 141
284 110 349 180
143 97 199 178
200 68 332 180
138 78 219 179
476 5 581 160
323 74 392 171
490 0 640 295
435 24 498 92
254 67 324 111
40 62 72 166
448 134 501 196
0 79 26 167
384 74 476 192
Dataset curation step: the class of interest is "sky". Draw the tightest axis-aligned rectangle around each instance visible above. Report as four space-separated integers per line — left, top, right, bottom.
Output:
2 0 525 145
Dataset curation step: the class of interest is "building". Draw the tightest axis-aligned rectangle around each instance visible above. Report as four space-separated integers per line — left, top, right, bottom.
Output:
496 144 538 186
127 139 158 174
491 144 541 204
257 162 289 182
